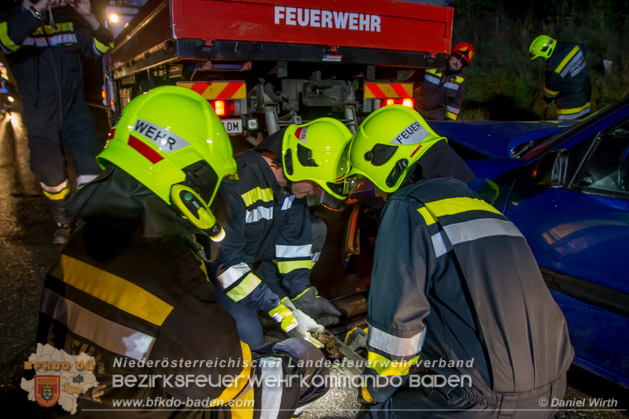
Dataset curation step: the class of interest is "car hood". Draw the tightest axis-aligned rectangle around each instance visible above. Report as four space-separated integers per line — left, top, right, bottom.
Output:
429 120 574 159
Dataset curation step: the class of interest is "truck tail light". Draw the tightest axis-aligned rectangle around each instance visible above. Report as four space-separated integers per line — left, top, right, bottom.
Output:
363 82 414 113
378 98 414 109
210 100 236 117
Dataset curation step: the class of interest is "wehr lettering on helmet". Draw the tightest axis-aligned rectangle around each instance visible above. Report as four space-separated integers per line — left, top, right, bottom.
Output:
390 121 431 145
294 126 309 144
133 119 190 153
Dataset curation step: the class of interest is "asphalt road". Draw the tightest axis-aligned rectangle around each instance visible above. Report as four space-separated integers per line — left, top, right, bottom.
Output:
0 111 626 418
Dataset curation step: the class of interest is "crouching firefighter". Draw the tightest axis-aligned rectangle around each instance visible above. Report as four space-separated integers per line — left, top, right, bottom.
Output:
210 119 352 347
36 86 329 418
344 105 574 418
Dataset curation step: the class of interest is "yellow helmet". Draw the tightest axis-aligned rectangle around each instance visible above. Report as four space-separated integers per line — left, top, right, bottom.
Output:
97 86 237 241
345 105 445 194
529 35 557 60
282 118 353 200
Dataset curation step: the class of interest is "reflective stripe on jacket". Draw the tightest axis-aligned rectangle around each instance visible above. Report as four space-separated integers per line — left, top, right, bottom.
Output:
415 68 465 120
364 178 573 402
544 41 591 119
38 222 252 408
213 150 314 312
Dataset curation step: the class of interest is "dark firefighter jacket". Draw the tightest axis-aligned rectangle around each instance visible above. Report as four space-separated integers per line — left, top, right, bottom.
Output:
0 4 113 114
414 68 465 120
363 176 574 402
211 149 314 313
37 168 253 417
544 41 591 119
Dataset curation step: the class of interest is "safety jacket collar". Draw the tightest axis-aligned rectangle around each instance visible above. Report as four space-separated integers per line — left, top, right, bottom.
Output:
238 149 290 203
66 166 192 240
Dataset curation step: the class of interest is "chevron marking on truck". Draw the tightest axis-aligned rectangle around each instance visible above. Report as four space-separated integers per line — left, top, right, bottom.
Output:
274 6 381 32
364 83 413 99
177 82 246 99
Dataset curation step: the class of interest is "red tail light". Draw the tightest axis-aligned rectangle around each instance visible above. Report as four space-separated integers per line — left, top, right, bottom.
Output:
212 100 226 116
381 98 414 108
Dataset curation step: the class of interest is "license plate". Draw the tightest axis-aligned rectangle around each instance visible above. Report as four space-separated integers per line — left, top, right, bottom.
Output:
222 118 242 135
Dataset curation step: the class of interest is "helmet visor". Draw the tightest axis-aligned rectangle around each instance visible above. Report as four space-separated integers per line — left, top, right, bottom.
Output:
343 175 373 196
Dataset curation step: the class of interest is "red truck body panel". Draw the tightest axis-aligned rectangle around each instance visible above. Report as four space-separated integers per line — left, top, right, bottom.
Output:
170 0 453 54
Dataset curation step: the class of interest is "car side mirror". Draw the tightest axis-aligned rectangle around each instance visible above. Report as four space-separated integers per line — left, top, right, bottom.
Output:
531 149 569 188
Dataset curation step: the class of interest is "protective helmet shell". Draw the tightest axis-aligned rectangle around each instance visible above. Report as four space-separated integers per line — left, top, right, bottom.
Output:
529 35 557 60
347 105 445 193
97 86 237 209
282 118 352 200
452 42 474 64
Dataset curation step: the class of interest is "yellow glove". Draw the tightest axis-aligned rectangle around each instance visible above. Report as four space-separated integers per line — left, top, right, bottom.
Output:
268 298 324 347
268 298 299 334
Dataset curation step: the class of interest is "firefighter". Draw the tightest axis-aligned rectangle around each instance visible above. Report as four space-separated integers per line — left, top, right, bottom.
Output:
344 105 574 417
529 35 592 120
37 86 329 417
414 42 474 121
211 120 351 347
0 0 113 244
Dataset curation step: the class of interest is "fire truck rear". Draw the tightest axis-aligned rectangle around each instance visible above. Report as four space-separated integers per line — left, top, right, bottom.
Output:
104 0 454 143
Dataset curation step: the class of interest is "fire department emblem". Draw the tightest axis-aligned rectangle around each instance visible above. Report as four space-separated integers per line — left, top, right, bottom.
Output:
34 375 60 408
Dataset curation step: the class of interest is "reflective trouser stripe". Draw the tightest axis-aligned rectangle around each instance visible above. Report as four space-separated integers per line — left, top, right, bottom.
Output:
55 255 174 326
275 244 312 258
556 102 591 118
368 325 426 358
218 262 251 289
259 357 283 419
445 111 458 120
226 273 262 302
41 179 70 200
41 289 156 361
367 351 420 376
276 259 313 274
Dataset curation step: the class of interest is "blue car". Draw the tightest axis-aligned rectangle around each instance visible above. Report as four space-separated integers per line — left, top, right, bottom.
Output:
429 97 629 389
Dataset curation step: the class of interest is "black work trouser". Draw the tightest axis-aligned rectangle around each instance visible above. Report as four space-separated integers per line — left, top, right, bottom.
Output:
365 374 567 419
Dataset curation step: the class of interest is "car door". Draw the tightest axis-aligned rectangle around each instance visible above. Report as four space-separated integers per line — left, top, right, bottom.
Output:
504 120 629 388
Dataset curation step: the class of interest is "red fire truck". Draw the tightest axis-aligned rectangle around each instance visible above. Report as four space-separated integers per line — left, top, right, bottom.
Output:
104 0 454 144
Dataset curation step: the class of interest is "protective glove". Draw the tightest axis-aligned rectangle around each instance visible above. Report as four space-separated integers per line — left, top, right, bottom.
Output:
291 286 342 327
268 298 323 347
344 327 368 352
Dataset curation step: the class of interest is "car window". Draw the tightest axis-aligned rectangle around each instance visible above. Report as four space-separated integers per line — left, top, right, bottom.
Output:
575 120 629 196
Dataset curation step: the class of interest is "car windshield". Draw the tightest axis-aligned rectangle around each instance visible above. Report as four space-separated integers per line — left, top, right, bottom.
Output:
512 97 629 161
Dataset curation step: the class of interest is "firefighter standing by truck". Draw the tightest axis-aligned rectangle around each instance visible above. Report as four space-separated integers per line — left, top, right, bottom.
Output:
414 42 474 121
37 86 330 417
529 35 592 120
344 105 574 417
210 120 351 347
0 0 113 244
